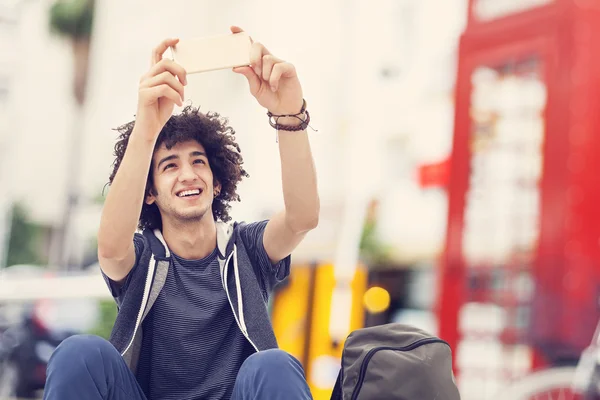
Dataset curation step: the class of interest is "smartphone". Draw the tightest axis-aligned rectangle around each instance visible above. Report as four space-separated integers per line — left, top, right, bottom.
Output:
167 32 252 74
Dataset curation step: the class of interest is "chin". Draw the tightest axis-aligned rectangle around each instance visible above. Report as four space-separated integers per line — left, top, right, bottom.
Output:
176 207 211 222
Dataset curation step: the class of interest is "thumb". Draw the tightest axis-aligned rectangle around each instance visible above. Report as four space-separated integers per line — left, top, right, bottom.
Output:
233 66 261 95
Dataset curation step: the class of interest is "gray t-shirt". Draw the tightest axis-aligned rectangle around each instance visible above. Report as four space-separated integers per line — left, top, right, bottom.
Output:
112 221 283 400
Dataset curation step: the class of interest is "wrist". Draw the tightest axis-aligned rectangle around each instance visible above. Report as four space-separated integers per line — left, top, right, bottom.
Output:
131 125 160 145
267 99 311 133
273 115 304 127
267 98 304 117
267 99 309 131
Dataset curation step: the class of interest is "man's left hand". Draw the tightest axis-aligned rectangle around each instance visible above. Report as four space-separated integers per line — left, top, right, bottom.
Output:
231 26 304 117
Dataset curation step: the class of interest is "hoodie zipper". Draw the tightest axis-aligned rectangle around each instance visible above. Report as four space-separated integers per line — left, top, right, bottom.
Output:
350 337 449 400
221 247 259 352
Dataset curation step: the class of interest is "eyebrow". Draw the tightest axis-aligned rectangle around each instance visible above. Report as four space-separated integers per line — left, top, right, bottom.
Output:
156 151 207 170
157 154 178 170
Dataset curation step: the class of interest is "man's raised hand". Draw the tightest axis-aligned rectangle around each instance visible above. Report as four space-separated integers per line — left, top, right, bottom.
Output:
135 38 188 140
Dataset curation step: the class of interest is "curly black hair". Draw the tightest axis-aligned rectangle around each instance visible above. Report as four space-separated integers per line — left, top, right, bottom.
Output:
108 105 249 231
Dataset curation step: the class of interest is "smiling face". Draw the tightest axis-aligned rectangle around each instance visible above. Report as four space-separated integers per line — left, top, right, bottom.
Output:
146 140 221 226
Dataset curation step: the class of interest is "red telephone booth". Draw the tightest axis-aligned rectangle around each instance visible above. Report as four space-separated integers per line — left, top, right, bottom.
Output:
438 0 600 394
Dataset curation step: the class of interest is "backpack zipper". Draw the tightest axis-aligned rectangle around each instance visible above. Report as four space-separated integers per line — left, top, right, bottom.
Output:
350 337 449 400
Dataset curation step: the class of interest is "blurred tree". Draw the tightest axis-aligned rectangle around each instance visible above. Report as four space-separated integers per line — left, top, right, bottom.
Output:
93 190 106 206
86 299 117 340
49 0 94 104
6 203 47 267
359 199 393 266
48 0 95 268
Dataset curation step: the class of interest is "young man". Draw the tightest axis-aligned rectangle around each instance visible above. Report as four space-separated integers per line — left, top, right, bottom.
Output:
43 26 319 400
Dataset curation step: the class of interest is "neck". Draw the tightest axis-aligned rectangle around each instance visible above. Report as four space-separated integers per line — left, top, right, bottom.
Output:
161 215 217 260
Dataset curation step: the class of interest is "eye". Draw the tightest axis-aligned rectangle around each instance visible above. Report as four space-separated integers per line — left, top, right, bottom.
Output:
194 159 206 165
163 163 176 171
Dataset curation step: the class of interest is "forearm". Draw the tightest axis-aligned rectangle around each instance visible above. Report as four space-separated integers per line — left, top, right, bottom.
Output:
277 129 320 232
98 128 156 258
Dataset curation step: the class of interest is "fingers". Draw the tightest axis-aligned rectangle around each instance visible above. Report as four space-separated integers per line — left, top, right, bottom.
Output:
151 38 179 66
232 35 297 95
144 58 187 86
138 38 185 110
249 42 271 77
258 53 291 92
237 49 295 93
142 84 183 107
232 66 261 95
230 26 253 43
141 71 185 102
140 56 186 107
269 62 296 92
261 54 283 85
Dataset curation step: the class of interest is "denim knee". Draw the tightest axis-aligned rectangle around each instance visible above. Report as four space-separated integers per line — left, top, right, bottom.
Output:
235 349 310 399
48 334 118 373
242 349 302 372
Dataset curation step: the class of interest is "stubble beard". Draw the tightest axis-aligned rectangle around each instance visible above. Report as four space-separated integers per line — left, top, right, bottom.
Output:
160 198 213 227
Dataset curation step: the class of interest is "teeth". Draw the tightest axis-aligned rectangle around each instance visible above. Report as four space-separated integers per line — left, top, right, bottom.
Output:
178 189 200 197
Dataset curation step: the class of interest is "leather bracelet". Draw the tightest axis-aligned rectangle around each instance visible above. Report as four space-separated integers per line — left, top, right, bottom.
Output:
267 99 310 131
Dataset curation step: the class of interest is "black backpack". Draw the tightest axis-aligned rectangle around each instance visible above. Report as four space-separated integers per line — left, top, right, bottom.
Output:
330 323 461 400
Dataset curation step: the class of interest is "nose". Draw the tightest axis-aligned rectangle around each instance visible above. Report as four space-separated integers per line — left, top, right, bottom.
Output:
178 163 198 183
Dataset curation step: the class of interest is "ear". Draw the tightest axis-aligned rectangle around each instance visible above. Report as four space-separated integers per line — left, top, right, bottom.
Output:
145 190 156 205
214 181 222 197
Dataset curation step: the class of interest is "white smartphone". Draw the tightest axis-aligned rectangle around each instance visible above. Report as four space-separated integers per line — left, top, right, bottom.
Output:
167 32 252 74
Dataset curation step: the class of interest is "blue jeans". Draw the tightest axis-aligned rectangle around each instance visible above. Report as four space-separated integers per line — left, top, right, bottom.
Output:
43 335 312 400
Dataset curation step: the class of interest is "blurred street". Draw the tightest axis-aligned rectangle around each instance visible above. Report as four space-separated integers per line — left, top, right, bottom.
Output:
2 0 600 399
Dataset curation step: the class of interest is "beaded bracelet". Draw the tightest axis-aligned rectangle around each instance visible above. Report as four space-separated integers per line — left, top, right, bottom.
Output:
267 99 310 132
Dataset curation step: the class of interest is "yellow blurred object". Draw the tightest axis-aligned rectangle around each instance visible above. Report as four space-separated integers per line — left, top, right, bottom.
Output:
363 286 391 314
271 262 367 400
270 265 312 362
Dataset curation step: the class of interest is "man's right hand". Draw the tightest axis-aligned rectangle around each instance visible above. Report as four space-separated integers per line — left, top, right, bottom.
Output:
135 38 188 141
98 39 188 283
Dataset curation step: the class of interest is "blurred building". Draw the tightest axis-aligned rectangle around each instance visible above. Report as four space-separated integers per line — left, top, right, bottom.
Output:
0 1 30 268
0 0 79 268
0 4 14 267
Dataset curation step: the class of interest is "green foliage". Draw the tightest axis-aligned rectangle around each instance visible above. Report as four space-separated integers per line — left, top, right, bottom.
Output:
93 189 107 206
86 299 117 340
6 203 47 267
49 0 94 39
359 216 393 266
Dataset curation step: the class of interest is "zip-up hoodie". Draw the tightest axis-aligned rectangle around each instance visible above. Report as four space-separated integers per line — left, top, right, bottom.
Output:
106 221 289 372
